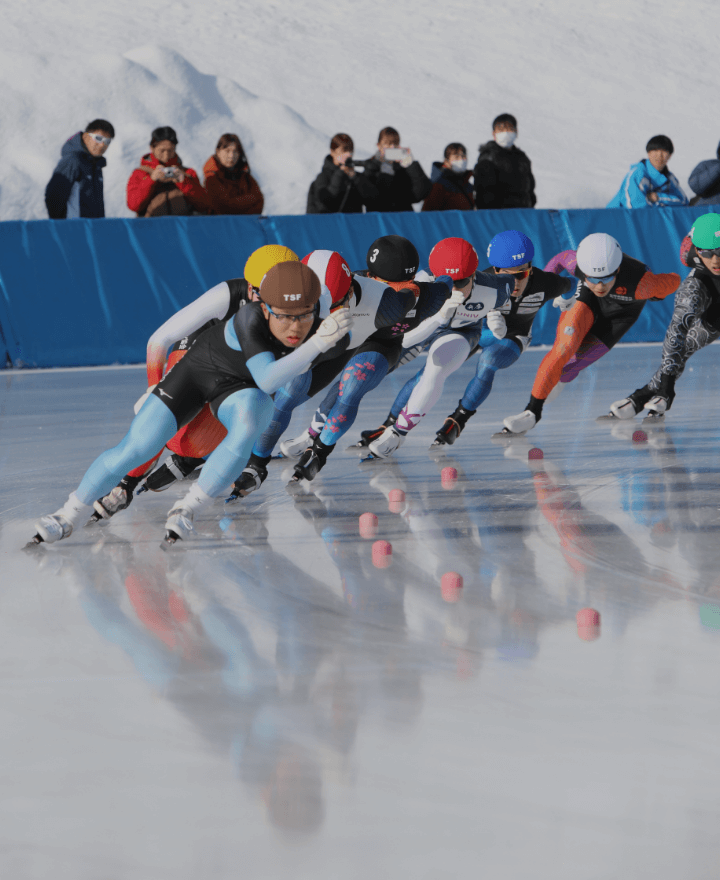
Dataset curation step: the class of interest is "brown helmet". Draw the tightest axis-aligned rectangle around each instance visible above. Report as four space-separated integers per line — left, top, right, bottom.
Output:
259 261 322 313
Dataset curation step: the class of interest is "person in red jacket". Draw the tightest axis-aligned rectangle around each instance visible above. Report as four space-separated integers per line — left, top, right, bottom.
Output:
126 126 209 217
422 143 475 212
203 133 264 215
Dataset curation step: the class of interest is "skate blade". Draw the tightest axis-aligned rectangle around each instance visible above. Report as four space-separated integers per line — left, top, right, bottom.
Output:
346 439 371 450
491 428 526 442
161 530 181 548
136 484 148 495
23 534 45 550
642 412 665 423
595 413 620 422
359 452 383 463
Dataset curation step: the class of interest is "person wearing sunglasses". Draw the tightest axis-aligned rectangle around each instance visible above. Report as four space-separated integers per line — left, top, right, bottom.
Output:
502 232 680 435
607 213 720 421
29 261 353 546
45 119 115 219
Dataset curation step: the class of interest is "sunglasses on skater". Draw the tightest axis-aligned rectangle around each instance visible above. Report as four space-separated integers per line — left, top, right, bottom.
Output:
695 246 720 258
262 302 316 324
88 133 113 146
585 273 616 285
494 267 531 280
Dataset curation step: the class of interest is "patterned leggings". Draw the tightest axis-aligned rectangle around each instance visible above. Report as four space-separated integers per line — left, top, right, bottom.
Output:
648 308 720 394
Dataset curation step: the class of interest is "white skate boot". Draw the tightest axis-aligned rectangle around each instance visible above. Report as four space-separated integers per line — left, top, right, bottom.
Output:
29 492 94 546
279 429 313 460
609 397 640 420
502 410 537 435
164 506 194 545
643 396 667 418
368 426 406 459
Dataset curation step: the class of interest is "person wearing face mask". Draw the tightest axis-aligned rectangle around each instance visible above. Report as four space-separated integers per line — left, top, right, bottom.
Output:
474 114 536 210
421 143 475 211
606 214 720 420
607 135 688 208
501 232 680 435
203 133 264 215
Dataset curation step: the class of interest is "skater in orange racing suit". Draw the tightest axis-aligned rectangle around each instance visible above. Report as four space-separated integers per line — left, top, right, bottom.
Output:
501 232 679 435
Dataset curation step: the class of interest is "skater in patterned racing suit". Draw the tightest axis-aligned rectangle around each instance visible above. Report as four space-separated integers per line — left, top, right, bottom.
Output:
606 212 720 421
502 232 680 435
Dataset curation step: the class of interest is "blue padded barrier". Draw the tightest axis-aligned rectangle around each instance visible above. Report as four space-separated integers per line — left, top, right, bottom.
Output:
0 206 712 368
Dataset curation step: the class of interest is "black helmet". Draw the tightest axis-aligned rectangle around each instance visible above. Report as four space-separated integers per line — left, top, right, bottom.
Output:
366 235 419 282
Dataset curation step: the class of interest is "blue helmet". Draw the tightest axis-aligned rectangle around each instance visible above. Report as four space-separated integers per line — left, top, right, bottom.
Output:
486 230 535 268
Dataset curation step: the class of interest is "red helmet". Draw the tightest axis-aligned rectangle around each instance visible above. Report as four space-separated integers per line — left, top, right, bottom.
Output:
428 237 479 280
302 250 353 304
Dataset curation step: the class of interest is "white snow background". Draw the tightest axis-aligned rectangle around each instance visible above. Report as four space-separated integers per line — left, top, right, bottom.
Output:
2 0 717 220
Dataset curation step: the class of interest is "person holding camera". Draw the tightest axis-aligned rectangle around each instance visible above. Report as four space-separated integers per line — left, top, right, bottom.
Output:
127 126 209 217
203 133 264 215
362 126 431 213
306 133 379 214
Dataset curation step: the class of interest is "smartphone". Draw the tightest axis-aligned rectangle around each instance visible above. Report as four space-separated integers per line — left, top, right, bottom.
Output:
384 148 408 162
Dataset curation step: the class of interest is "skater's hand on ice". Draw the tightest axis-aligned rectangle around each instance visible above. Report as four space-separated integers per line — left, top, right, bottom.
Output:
134 385 157 414
486 310 507 338
310 309 354 352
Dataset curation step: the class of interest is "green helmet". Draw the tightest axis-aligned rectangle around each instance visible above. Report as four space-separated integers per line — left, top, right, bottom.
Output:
690 213 720 250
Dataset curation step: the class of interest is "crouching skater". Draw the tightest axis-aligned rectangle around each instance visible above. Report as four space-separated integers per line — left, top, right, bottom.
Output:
28 261 353 546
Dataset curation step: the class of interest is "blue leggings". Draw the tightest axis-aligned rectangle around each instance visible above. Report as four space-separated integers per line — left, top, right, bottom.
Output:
319 350 390 446
76 389 274 504
461 338 522 411
252 370 313 459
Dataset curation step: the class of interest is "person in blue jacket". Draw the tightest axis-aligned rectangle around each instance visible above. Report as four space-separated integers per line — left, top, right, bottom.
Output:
688 141 720 205
607 135 688 209
44 119 115 219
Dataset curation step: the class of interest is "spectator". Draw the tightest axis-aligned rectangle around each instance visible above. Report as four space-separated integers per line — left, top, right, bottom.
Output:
474 114 536 210
127 126 209 217
45 119 114 219
422 142 475 211
306 133 379 214
688 141 720 206
203 133 264 215
362 127 431 212
607 135 688 208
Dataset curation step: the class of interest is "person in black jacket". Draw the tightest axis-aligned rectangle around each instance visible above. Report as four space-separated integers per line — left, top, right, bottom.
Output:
688 140 720 206
306 133 379 214
45 119 114 219
362 126 432 213
474 114 536 210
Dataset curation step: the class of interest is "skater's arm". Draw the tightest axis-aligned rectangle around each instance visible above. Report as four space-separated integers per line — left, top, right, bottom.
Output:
146 282 232 385
635 271 681 301
530 301 595 400
543 250 577 276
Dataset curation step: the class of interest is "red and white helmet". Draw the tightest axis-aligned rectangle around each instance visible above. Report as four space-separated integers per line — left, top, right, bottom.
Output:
302 250 353 305
428 237 479 281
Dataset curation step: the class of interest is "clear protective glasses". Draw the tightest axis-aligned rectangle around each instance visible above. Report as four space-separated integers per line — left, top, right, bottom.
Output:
89 133 113 146
695 246 720 259
263 302 316 324
585 273 616 285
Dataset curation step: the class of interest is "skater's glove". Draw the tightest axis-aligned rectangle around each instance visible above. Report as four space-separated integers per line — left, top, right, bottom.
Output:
309 309 354 353
486 310 507 339
438 288 467 321
134 385 157 414
553 292 578 311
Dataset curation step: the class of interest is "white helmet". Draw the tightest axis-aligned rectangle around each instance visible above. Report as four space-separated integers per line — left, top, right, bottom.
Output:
576 233 622 278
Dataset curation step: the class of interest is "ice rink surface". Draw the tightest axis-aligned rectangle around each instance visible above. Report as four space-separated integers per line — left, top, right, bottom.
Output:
2 344 720 878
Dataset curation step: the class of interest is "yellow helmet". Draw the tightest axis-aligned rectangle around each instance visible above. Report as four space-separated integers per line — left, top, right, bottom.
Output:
244 244 299 289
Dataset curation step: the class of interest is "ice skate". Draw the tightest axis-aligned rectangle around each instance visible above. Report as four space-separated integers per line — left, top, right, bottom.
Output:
348 414 397 450
643 396 668 418
368 426 405 460
279 429 312 460
225 458 269 503
140 454 204 493
163 505 194 545
501 410 536 435
431 402 476 447
26 514 73 547
291 439 333 483
90 475 140 522
602 397 640 421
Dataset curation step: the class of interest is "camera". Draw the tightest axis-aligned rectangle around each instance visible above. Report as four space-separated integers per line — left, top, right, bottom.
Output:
346 157 370 169
163 166 176 178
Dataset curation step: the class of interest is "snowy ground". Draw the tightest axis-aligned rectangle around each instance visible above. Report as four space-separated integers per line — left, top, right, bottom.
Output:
3 346 720 877
3 0 719 220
